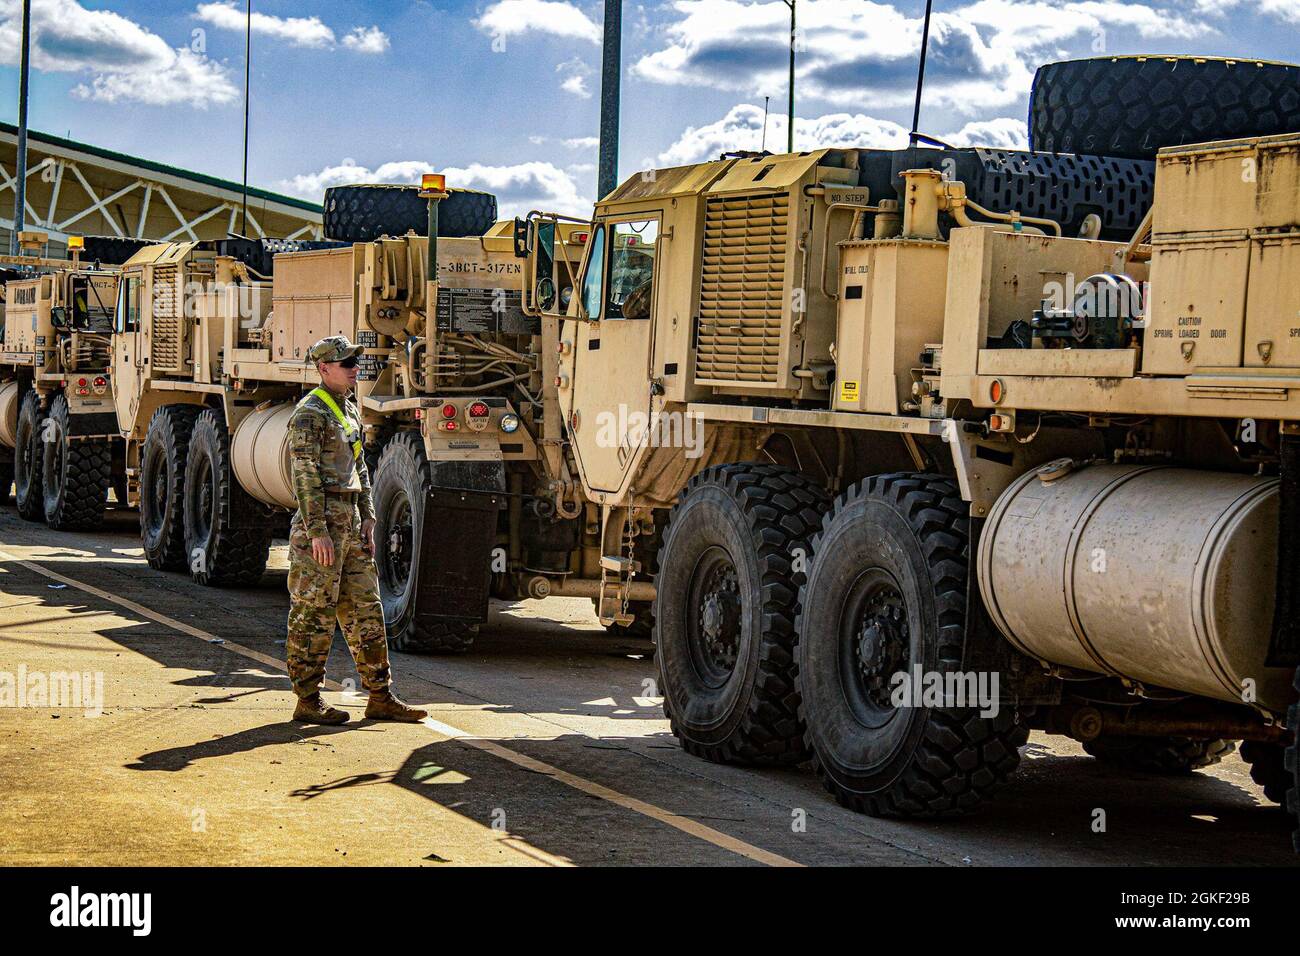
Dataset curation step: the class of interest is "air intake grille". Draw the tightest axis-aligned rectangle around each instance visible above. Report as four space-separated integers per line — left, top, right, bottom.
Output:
695 193 789 386
150 264 185 374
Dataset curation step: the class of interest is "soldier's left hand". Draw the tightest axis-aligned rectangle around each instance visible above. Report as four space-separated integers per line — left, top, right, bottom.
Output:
361 518 376 555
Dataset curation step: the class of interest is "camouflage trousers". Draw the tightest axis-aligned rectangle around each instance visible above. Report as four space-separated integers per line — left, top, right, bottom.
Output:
286 495 392 699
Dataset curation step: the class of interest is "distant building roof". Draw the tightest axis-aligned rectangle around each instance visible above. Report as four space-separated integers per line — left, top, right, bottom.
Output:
0 121 321 214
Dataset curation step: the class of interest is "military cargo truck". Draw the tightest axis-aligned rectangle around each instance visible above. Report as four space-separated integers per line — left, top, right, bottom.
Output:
518 81 1300 845
110 185 633 653
0 237 149 528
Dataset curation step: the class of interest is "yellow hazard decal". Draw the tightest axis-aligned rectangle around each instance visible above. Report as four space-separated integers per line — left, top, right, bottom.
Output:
839 380 860 403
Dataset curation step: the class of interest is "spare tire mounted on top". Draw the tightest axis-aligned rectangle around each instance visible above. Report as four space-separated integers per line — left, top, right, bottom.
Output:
323 184 498 243
1030 55 1300 160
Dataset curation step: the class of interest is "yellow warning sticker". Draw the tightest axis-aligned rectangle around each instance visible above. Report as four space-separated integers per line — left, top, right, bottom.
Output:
839 380 860 403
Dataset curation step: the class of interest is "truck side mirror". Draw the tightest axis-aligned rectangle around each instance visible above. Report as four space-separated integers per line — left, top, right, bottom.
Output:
536 276 556 311
512 217 530 259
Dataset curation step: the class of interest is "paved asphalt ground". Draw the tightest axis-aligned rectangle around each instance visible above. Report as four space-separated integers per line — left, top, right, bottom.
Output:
0 504 1295 867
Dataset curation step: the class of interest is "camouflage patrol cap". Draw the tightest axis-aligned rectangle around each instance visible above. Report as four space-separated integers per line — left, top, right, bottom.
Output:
309 335 364 364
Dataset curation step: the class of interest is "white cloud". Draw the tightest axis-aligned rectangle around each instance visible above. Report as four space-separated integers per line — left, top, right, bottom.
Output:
942 116 1029 149
1195 0 1300 23
657 104 1031 166
196 2 390 53
0 0 236 107
278 159 591 218
657 103 911 166
561 74 591 97
563 136 600 148
557 56 593 98
632 0 1215 113
474 0 602 43
342 25 391 54
71 48 237 107
196 1 334 48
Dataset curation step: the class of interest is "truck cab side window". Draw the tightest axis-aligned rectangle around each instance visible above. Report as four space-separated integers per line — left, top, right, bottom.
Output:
580 226 606 320
606 219 658 321
116 277 139 333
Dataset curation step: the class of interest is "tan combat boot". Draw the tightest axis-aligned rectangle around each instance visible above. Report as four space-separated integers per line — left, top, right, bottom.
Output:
293 693 350 725
365 690 428 722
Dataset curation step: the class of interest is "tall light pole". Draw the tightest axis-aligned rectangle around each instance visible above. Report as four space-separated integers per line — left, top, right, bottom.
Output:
782 0 795 153
12 0 31 255
597 0 621 199
240 0 251 235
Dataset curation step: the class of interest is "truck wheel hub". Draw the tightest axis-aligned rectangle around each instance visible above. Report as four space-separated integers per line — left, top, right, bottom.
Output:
855 584 908 705
692 557 741 676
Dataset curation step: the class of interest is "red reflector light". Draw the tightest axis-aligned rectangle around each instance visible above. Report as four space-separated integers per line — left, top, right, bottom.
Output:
414 409 423 420
573 232 588 244
468 401 489 418
93 377 106 387
443 421 458 431
77 378 87 387
441 403 457 419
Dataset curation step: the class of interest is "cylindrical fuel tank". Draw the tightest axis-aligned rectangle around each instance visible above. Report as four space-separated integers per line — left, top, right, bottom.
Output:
231 402 297 510
977 462 1295 713
0 380 20 448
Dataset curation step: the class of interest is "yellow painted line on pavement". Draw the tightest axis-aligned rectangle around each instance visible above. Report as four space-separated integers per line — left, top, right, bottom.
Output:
0 547 802 868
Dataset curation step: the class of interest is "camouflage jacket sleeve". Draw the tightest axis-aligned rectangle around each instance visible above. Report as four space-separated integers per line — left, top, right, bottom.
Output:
289 407 328 538
353 402 376 523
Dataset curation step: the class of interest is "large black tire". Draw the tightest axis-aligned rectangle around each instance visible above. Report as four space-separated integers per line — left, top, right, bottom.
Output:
41 394 111 530
372 431 477 653
323 185 498 243
78 235 151 266
797 473 1028 816
183 410 272 587
139 405 201 571
1030 55 1300 160
655 463 830 765
1083 735 1235 773
14 391 45 522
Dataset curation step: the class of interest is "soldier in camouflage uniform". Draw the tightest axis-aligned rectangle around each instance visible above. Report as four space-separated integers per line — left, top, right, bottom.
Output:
287 335 427 725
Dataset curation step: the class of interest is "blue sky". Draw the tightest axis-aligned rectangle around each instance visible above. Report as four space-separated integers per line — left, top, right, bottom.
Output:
0 0 1294 217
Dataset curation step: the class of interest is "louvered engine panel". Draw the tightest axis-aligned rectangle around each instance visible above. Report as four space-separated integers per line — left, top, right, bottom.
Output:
150 264 186 374
695 193 791 387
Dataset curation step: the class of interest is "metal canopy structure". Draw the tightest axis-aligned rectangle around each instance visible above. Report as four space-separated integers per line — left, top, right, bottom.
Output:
0 122 322 258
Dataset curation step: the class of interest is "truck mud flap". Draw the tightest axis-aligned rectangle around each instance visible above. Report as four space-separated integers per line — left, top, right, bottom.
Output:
66 411 118 438
413 488 500 625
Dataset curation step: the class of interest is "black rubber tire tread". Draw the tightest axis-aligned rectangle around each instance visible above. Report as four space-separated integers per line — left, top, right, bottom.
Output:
656 462 830 766
374 431 478 654
139 405 202 571
797 473 1030 817
1240 740 1291 806
1030 55 1300 160
14 390 45 522
42 393 111 531
77 235 152 266
323 185 498 243
1083 734 1235 773
183 409 272 587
